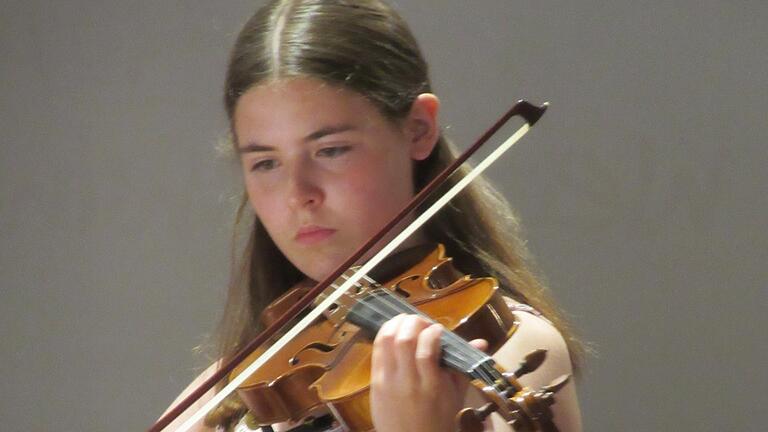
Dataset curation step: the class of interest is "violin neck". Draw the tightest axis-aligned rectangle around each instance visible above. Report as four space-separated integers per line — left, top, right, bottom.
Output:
346 289 501 383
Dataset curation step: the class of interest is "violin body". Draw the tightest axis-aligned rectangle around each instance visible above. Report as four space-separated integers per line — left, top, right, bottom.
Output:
232 245 519 430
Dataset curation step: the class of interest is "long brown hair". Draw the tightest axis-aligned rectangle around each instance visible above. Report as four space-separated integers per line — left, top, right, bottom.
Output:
209 0 584 428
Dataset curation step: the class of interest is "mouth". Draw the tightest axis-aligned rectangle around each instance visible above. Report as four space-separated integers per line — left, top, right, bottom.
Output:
295 225 337 245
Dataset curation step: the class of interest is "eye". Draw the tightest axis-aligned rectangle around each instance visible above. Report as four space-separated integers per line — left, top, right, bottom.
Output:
250 158 278 172
317 146 351 158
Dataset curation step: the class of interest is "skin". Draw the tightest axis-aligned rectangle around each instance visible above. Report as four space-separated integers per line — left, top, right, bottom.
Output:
162 77 581 431
234 78 439 281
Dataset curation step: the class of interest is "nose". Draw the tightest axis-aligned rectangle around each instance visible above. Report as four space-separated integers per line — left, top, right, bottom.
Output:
287 163 323 210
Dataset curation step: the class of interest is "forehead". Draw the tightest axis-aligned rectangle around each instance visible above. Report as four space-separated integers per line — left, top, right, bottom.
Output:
233 78 391 141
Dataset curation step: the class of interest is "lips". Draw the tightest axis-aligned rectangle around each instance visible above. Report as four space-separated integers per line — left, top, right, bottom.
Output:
295 225 337 245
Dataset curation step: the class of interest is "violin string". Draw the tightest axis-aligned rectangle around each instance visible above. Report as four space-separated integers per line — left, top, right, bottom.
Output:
289 262 502 385
314 279 509 400
354 273 494 377
371 288 501 385
315 274 491 376
359 274 506 385
336 271 498 384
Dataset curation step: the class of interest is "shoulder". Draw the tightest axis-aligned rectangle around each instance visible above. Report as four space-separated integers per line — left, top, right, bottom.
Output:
487 299 582 431
500 299 573 378
161 361 221 432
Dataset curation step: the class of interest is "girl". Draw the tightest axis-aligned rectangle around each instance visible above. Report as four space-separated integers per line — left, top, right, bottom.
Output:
164 1 583 430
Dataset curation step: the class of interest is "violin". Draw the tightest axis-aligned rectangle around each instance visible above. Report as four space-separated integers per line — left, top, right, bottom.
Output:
149 100 567 432
229 244 570 431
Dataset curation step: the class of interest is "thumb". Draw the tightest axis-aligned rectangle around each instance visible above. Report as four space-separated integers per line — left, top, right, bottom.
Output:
469 338 489 352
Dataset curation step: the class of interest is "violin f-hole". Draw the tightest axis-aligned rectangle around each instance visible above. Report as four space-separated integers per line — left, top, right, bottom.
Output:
392 275 419 297
289 342 337 365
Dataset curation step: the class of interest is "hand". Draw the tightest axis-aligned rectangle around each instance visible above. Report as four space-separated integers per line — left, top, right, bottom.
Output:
370 314 488 432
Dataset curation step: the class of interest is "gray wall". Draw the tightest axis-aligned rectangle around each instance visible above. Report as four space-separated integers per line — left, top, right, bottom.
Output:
1 1 765 431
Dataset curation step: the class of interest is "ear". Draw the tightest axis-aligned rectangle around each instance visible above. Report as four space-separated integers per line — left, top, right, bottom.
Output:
404 93 440 161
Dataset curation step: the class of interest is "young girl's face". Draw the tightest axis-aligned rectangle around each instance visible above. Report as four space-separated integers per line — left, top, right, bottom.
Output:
234 78 436 281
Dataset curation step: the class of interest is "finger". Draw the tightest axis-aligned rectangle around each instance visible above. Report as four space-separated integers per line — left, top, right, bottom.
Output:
415 323 444 390
440 338 488 395
393 315 431 379
372 313 406 379
449 368 472 397
452 339 489 391
469 338 489 353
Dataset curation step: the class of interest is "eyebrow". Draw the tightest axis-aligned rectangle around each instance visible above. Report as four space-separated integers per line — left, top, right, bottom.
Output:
237 123 357 154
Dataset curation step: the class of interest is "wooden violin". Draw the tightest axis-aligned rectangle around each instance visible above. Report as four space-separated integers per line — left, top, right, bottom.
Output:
228 244 570 431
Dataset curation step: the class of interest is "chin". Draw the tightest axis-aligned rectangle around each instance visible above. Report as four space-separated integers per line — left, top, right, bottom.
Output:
305 254 349 282
291 257 332 282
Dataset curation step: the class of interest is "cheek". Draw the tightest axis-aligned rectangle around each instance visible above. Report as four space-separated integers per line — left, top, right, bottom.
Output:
336 160 414 223
245 181 281 227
